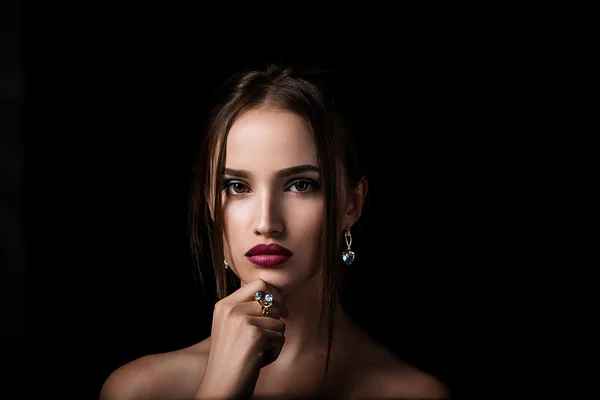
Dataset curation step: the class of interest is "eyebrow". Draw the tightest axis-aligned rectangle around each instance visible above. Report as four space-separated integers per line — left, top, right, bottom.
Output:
224 164 320 179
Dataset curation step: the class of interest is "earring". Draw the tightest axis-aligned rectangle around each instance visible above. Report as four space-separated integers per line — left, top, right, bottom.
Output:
341 226 355 265
224 257 229 270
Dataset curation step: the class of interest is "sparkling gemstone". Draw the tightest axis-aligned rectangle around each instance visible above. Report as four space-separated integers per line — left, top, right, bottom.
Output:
255 292 262 300
342 250 355 265
264 293 273 303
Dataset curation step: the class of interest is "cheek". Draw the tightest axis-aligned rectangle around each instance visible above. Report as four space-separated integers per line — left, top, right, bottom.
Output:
287 198 324 242
222 201 252 244
306 207 325 235
298 202 325 274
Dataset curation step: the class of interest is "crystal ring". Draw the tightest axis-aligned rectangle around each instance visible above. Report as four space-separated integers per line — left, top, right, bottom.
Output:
255 291 273 317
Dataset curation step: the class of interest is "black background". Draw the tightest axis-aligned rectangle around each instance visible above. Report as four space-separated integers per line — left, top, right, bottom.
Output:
2 1 563 399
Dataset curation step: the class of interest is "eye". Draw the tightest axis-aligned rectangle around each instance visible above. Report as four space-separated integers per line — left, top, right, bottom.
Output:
288 179 318 193
231 183 247 194
223 180 249 195
291 181 309 192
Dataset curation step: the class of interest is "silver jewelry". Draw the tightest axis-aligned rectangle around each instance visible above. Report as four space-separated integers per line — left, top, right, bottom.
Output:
341 227 355 265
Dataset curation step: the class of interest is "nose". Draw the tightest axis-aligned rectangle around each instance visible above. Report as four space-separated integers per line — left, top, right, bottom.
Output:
253 190 283 237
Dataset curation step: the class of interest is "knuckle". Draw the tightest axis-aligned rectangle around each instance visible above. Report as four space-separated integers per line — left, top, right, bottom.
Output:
245 325 263 342
255 278 267 290
213 300 225 313
215 301 234 317
237 314 250 327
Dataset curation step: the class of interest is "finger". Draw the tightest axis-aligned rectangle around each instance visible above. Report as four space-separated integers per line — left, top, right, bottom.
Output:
247 316 286 333
227 278 284 307
230 301 285 319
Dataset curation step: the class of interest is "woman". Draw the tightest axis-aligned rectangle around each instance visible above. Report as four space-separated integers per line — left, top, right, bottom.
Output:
100 64 449 399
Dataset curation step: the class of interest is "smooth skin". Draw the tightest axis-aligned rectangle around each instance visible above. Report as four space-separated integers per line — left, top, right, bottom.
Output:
100 109 449 399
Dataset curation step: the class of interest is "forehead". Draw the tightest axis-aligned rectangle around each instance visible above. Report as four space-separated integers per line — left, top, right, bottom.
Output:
226 109 318 169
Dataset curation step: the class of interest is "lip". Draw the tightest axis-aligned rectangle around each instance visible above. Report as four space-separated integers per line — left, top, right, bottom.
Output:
245 243 293 267
247 254 291 267
245 243 293 257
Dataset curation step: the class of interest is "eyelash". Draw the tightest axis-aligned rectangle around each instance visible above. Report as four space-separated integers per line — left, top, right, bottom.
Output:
221 179 320 197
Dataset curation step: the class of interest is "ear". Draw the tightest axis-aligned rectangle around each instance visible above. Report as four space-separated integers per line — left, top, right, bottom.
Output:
343 177 368 230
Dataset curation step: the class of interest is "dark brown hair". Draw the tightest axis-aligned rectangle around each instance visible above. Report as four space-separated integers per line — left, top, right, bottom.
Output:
188 63 366 380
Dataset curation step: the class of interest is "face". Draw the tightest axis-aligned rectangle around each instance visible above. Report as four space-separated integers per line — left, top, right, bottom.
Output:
221 108 324 294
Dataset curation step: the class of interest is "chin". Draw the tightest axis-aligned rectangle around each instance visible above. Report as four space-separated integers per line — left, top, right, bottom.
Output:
241 269 317 295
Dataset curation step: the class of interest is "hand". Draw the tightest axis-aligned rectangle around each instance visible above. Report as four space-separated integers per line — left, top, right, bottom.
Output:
194 279 288 399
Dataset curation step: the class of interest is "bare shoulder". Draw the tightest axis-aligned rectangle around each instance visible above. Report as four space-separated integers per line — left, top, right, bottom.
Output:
99 337 211 400
348 333 450 399
367 362 450 399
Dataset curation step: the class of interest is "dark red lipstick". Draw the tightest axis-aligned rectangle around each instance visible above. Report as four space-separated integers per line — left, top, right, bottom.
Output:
245 243 293 267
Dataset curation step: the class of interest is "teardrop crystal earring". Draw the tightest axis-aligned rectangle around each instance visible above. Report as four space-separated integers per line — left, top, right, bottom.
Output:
224 257 229 270
341 226 355 265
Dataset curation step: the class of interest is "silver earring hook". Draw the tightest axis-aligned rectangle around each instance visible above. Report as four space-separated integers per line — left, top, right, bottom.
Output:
345 227 352 249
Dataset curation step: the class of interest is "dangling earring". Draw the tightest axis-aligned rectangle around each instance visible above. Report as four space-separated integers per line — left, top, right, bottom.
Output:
224 257 229 270
342 226 355 265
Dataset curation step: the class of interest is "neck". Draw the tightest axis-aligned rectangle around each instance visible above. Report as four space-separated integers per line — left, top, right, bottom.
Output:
245 274 363 396
265 274 357 364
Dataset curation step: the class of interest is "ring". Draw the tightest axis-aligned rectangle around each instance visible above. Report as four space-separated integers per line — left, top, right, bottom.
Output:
255 291 273 317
